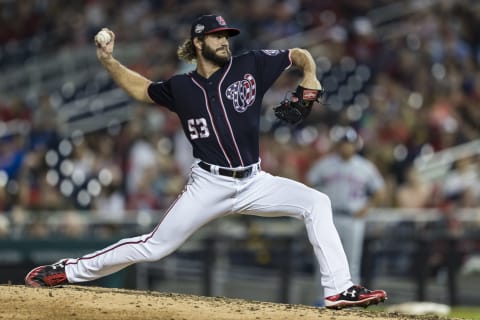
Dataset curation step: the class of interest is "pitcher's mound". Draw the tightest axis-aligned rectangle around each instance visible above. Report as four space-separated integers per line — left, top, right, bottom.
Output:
0 285 454 320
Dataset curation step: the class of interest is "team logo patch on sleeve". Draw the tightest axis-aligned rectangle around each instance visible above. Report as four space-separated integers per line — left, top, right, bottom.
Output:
262 50 282 56
225 74 256 112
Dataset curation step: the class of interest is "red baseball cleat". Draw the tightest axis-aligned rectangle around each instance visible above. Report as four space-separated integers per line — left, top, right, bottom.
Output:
25 260 69 287
325 285 387 309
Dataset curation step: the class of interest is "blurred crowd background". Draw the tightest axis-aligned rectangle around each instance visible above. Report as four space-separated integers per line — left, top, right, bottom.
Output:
1 0 480 240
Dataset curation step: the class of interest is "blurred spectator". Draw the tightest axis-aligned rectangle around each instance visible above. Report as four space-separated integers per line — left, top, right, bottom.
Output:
150 154 184 206
395 163 436 208
0 98 31 122
71 137 96 181
27 215 50 238
307 126 385 284
91 177 127 238
92 134 122 173
127 165 162 211
0 134 27 188
57 209 87 238
29 93 59 150
440 156 478 208
0 214 10 238
126 128 158 195
93 183 126 220
36 176 66 211
0 186 6 212
9 205 28 238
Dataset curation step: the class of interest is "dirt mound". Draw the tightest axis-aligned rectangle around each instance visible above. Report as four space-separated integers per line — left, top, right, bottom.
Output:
0 284 454 320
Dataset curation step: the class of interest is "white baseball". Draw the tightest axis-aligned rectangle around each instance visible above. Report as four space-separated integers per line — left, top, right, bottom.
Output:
95 30 111 44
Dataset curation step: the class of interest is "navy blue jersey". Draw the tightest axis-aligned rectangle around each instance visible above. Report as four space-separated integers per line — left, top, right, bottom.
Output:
148 49 292 167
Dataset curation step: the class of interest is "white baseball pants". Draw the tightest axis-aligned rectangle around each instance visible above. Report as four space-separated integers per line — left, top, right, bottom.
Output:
65 163 353 296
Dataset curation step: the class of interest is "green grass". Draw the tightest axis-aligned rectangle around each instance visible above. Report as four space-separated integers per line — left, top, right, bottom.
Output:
449 307 480 320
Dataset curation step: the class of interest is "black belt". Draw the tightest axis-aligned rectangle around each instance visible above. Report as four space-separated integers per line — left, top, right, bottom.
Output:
198 161 259 179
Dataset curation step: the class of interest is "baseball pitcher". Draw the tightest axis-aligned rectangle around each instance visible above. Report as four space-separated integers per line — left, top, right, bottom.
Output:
25 14 386 309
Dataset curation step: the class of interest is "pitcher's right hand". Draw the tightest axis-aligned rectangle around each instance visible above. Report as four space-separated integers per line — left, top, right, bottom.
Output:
94 28 115 62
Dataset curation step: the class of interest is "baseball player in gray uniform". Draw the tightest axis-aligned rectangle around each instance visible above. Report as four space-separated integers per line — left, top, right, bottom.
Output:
25 15 386 309
307 126 385 285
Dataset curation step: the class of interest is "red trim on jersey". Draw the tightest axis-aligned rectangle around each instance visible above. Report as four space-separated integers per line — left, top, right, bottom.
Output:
64 186 188 266
217 59 245 167
191 77 233 167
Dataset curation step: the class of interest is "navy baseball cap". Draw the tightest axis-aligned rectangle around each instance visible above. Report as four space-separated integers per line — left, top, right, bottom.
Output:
190 14 240 38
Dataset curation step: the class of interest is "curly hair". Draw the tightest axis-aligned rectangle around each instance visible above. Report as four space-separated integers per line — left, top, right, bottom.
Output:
177 37 202 63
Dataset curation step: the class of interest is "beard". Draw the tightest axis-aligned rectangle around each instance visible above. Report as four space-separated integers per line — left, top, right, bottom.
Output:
201 42 231 66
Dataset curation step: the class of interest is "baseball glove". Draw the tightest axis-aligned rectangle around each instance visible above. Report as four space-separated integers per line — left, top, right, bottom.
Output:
273 85 323 125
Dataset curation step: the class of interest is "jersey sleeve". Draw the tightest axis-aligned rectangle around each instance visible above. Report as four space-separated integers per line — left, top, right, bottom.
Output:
147 80 175 111
251 49 292 92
